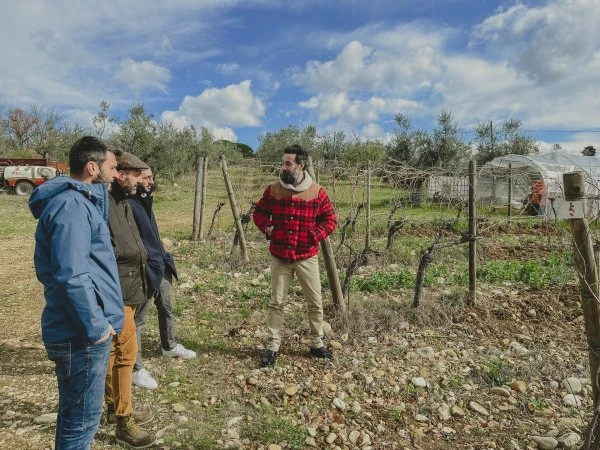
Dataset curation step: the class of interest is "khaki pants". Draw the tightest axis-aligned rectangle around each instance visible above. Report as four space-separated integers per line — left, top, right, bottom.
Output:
267 255 324 352
105 305 138 417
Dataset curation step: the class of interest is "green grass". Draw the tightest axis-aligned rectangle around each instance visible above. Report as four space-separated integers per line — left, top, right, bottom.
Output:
0 196 37 239
476 252 574 287
441 373 465 390
340 249 574 295
242 407 308 449
529 398 550 411
479 357 521 387
172 294 195 316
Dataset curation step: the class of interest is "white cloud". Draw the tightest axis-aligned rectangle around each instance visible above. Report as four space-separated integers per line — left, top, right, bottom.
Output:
299 92 419 126
291 38 443 96
161 80 264 140
64 109 120 137
360 123 392 143
216 63 241 74
471 0 600 82
438 52 600 133
211 127 237 141
0 1 241 107
114 59 171 92
162 111 237 141
289 5 600 148
291 26 442 134
537 133 600 155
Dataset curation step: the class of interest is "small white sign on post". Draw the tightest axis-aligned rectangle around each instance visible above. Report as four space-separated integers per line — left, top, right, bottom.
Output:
558 200 585 219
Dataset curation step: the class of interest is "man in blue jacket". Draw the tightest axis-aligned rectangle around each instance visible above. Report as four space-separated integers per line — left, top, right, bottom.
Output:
129 167 196 390
29 136 123 450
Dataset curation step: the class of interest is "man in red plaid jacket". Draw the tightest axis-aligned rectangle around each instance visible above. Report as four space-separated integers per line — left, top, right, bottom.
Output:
253 144 337 367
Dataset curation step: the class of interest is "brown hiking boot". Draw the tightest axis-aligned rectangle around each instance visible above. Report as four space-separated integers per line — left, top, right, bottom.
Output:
105 405 154 425
115 415 156 449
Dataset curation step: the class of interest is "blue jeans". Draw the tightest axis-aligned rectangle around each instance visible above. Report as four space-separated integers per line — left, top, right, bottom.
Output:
134 273 177 371
45 337 112 450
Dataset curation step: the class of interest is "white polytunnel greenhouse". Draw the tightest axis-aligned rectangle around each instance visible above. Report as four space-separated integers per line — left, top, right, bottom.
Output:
477 153 600 219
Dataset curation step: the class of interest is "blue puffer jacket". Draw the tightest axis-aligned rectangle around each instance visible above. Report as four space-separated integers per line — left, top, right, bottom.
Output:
29 176 124 344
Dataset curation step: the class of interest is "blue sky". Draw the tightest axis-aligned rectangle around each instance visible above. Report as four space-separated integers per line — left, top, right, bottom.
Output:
2 0 599 153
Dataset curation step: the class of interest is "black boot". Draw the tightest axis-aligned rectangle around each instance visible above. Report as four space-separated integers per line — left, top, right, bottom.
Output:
309 346 333 360
260 349 278 367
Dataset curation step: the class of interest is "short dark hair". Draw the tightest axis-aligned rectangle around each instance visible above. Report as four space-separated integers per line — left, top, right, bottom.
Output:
283 144 308 165
69 136 111 175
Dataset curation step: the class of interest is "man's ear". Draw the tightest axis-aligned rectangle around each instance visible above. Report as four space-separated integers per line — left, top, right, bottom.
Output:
85 161 98 177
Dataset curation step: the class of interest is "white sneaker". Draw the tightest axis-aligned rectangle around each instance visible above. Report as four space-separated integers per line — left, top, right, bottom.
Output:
132 368 158 389
162 343 197 359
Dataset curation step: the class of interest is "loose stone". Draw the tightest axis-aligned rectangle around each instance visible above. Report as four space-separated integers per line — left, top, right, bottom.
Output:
469 401 489 416
491 387 511 397
285 385 298 396
530 436 558 450
511 380 527 392
557 432 580 449
332 398 346 410
326 432 338 444
561 377 582 394
562 394 581 407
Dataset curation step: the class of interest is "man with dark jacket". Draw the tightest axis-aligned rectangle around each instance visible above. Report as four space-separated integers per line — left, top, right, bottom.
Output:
106 151 156 448
129 167 196 390
29 136 123 449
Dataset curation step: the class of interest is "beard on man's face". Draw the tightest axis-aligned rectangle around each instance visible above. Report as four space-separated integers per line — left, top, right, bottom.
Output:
279 170 296 185
119 177 138 195
127 182 138 196
93 167 113 184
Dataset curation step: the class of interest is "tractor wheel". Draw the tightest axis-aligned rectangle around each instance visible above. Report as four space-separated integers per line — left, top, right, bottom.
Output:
15 181 34 196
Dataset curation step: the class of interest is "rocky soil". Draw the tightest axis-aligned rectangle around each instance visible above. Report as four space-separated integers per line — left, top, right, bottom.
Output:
0 224 592 449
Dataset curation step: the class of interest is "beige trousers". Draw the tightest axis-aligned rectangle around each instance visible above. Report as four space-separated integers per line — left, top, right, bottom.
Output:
267 254 324 352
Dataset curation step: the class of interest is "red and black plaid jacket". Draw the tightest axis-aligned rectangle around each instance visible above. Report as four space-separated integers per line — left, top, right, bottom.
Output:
253 181 337 262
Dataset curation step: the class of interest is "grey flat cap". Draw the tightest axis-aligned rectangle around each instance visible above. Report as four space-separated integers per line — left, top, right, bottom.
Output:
117 152 149 171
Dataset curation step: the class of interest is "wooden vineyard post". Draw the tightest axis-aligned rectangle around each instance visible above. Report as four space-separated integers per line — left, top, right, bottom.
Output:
508 163 512 223
365 161 371 250
200 156 208 239
467 159 477 306
306 156 345 312
220 156 249 263
564 171 600 449
192 156 207 241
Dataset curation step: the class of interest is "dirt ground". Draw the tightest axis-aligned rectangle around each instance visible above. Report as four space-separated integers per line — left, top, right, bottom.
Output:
0 198 593 450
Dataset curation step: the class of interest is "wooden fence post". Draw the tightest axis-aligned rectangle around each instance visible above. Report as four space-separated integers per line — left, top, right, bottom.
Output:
200 157 207 239
220 156 249 263
564 172 600 398
192 156 205 241
564 171 600 450
365 161 371 250
508 163 512 223
467 160 477 306
307 156 345 312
